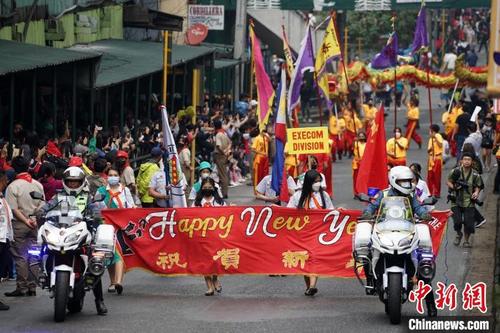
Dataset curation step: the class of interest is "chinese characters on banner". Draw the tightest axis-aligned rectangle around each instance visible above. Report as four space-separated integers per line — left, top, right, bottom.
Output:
101 206 450 277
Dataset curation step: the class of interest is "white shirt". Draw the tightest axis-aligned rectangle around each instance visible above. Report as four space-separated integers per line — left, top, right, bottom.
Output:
255 175 297 202
414 179 433 212
188 178 223 201
443 53 457 71
104 185 136 208
287 190 334 209
149 170 187 208
463 130 482 157
0 196 13 243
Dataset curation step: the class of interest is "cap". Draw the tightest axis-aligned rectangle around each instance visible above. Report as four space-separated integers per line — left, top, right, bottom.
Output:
151 146 163 157
198 161 212 171
68 156 83 167
116 150 128 159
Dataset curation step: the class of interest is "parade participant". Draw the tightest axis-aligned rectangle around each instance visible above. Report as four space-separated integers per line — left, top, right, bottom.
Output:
386 127 409 166
178 135 193 194
442 100 463 156
447 152 483 248
283 142 298 178
188 161 222 201
452 110 472 162
404 97 422 149
192 177 225 296
352 132 367 196
296 155 327 191
136 147 162 207
0 170 12 310
39 166 108 315
328 109 345 161
427 125 444 197
288 170 334 296
362 99 377 132
4 156 45 298
251 129 270 192
255 170 296 205
359 166 435 316
96 168 135 295
343 107 363 158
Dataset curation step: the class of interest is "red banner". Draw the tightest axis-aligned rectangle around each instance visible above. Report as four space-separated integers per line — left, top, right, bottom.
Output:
101 207 450 277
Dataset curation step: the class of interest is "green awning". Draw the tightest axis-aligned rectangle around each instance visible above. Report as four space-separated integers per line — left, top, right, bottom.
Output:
70 39 214 88
214 59 240 69
0 39 100 76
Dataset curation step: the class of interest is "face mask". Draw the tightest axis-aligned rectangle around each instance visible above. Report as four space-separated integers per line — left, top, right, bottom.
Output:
201 172 210 179
201 189 214 197
312 182 321 192
395 132 401 138
243 133 250 140
108 176 120 186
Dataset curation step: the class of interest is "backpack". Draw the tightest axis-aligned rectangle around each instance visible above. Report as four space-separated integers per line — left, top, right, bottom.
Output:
136 161 160 202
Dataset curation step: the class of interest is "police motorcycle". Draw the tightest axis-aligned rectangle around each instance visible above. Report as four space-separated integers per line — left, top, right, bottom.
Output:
353 194 437 325
29 190 115 322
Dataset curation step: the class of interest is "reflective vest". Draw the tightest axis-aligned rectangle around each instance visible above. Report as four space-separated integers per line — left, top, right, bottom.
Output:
55 192 89 213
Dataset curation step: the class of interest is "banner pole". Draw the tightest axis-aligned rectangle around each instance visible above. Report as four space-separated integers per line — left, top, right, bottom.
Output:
162 31 168 105
191 68 200 187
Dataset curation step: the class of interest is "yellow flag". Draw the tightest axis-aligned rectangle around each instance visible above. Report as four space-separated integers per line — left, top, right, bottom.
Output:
315 16 341 75
282 29 295 78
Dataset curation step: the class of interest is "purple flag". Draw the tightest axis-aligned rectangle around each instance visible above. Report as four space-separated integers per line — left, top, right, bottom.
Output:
371 32 399 70
287 25 315 113
411 6 428 54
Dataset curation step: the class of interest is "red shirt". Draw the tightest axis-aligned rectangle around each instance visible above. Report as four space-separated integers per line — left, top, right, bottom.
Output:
41 176 63 200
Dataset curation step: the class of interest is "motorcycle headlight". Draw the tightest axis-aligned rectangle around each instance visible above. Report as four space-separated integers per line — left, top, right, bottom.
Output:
44 230 59 244
377 233 393 247
64 230 83 244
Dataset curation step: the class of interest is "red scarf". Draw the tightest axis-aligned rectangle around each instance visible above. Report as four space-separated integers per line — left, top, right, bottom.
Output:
16 172 32 183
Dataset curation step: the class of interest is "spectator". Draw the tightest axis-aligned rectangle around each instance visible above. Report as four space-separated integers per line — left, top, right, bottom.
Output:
136 147 162 207
38 162 63 200
0 169 12 310
4 156 45 297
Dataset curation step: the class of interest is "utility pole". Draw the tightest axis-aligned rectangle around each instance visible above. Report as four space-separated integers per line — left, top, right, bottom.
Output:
234 0 247 102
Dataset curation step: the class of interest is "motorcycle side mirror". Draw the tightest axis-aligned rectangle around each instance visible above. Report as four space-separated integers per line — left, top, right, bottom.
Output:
422 197 438 206
93 192 105 202
30 191 44 201
356 193 371 203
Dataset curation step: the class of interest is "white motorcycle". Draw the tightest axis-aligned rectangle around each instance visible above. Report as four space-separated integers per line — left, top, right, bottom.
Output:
29 191 115 322
353 195 436 325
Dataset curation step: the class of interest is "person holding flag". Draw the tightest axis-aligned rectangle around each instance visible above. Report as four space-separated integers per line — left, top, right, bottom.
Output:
386 127 409 167
352 132 367 196
404 96 423 149
427 124 444 197
270 65 292 204
251 130 270 192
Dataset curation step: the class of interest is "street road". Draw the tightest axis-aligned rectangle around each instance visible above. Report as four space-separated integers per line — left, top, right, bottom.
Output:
0 87 491 333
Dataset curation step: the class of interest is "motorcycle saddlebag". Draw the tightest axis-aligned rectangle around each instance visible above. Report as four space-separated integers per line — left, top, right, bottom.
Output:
353 222 373 257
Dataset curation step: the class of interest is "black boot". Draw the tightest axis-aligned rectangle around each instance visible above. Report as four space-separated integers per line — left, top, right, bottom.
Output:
95 300 107 315
0 300 9 310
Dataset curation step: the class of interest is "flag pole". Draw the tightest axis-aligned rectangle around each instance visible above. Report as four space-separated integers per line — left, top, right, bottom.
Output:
307 22 325 126
249 19 255 100
392 14 398 159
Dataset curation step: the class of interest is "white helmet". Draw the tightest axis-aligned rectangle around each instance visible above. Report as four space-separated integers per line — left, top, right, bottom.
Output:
62 166 86 196
388 166 416 195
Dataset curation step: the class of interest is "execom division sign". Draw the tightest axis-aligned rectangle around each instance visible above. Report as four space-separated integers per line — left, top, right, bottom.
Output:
286 127 330 155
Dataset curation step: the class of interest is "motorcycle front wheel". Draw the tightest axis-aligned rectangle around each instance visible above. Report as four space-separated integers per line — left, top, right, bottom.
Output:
387 273 402 325
67 281 85 313
54 271 70 322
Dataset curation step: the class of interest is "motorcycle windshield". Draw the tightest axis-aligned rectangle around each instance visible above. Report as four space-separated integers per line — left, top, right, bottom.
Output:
375 197 414 233
46 209 83 226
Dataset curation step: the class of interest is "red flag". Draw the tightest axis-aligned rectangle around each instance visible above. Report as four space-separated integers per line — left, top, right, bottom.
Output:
355 105 389 194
